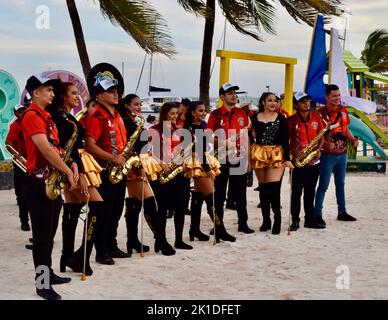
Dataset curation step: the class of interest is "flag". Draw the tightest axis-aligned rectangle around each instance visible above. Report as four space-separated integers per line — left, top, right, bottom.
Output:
329 28 350 96
305 15 327 104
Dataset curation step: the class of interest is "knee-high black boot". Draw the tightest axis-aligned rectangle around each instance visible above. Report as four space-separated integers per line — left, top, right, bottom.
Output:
60 203 83 272
269 182 282 235
259 184 271 232
143 197 175 256
125 197 150 254
189 192 210 241
204 193 236 243
66 201 104 276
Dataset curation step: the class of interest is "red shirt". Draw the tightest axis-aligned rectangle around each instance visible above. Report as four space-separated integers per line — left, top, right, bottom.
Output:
207 105 249 133
79 113 89 129
149 123 180 163
318 105 350 155
21 104 60 176
6 119 27 157
278 109 290 118
84 103 127 157
288 111 325 165
206 105 249 155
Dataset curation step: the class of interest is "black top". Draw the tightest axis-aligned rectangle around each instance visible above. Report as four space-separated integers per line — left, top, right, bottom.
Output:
51 111 85 171
123 115 148 155
250 112 290 161
190 122 211 173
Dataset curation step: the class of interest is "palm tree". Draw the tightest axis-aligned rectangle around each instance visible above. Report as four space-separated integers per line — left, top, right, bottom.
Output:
178 0 344 106
361 28 388 73
66 0 176 79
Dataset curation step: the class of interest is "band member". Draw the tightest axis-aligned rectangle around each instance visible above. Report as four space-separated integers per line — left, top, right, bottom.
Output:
176 98 191 129
275 93 290 118
288 92 325 230
118 94 175 256
183 101 221 241
22 75 77 300
6 103 30 231
149 102 192 251
314 84 358 226
46 81 104 276
206 83 253 239
84 63 130 264
78 98 97 128
250 92 293 235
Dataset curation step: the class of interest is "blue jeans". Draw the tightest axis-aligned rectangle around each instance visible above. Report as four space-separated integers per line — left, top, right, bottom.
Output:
314 153 347 216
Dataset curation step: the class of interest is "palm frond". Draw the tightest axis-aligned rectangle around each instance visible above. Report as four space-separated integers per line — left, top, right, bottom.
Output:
176 0 208 17
361 29 388 73
97 0 176 57
277 0 344 27
218 0 277 41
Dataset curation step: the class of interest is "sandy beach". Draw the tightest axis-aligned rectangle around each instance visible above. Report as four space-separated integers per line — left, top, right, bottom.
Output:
1 169 387 300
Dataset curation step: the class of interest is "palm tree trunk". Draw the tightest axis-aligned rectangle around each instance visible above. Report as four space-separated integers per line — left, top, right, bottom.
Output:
66 0 91 79
199 0 215 107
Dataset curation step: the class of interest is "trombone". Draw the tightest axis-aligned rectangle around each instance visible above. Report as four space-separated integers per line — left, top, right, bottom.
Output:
6 144 27 173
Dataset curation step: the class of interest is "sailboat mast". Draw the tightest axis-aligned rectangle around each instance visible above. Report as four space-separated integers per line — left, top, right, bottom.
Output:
148 54 153 97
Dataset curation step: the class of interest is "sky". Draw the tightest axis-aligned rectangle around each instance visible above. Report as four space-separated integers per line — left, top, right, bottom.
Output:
0 0 387 100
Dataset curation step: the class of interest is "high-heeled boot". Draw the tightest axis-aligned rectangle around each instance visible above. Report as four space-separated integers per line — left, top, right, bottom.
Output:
60 203 83 272
125 198 150 254
65 201 104 276
189 192 210 241
269 182 282 235
204 193 236 242
143 197 175 256
258 184 271 232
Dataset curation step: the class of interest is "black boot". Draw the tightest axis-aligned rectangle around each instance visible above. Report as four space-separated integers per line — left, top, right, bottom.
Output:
60 203 83 272
189 192 209 241
269 182 282 235
36 287 61 300
66 201 104 276
259 184 271 232
337 211 357 221
125 197 150 254
289 219 300 231
204 193 236 243
144 197 176 256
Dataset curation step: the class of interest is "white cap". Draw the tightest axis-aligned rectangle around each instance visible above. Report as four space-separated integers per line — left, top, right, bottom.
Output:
294 91 311 102
219 83 240 95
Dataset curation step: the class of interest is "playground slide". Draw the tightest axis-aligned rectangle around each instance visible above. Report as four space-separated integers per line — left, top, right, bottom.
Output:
347 107 388 145
348 114 387 160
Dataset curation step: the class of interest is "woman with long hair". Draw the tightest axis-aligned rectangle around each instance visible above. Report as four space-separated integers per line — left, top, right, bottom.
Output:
182 101 222 241
250 92 294 234
149 102 192 252
117 94 175 256
47 81 104 276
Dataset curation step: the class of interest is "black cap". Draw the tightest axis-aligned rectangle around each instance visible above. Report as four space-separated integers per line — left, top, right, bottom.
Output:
25 75 58 95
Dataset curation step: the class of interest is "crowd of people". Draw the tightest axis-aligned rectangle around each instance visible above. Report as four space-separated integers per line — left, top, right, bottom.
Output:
6 63 359 300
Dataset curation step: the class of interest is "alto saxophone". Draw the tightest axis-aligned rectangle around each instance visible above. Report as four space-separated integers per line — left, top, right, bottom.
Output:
294 118 329 168
45 120 78 200
108 114 145 184
158 133 197 184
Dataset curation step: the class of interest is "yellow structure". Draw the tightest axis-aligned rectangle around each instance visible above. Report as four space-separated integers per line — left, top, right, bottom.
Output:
216 50 297 115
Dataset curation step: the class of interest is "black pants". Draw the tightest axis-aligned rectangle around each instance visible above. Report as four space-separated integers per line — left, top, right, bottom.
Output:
25 175 62 273
291 164 320 222
214 163 248 226
151 175 190 243
96 170 127 255
14 166 30 224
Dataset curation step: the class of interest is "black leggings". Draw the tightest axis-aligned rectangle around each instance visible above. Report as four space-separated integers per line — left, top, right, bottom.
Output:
151 175 190 243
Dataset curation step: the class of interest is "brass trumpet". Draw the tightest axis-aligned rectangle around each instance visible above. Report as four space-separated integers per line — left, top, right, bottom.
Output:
5 144 27 173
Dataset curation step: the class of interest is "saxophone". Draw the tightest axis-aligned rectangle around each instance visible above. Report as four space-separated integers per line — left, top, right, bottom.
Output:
158 133 196 184
45 120 78 200
108 114 145 184
294 118 329 168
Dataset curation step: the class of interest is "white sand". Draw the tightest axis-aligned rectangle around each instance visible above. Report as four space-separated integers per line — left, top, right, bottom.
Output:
1 169 388 300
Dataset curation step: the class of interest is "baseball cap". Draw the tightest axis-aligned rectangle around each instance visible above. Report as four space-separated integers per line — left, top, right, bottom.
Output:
294 91 311 102
219 83 240 96
14 104 27 113
25 74 57 95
